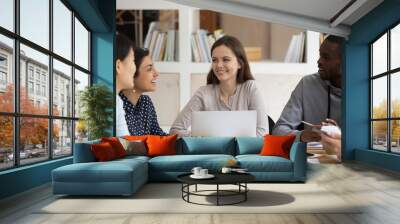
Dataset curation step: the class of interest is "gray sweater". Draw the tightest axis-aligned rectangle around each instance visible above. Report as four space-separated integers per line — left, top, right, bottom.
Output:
272 73 341 137
170 80 269 137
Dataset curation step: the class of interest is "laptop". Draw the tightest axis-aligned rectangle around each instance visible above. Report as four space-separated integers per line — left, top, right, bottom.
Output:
191 111 257 137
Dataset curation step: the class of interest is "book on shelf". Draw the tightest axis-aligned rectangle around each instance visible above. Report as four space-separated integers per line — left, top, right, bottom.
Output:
144 22 159 49
284 32 306 63
143 21 178 62
191 29 224 63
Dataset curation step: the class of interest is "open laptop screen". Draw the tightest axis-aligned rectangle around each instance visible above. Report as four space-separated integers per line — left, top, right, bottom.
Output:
191 111 257 137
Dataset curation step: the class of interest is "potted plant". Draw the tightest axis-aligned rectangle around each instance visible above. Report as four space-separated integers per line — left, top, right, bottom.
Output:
79 84 114 140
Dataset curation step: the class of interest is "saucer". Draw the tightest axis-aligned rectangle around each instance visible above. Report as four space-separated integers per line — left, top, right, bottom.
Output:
190 174 215 179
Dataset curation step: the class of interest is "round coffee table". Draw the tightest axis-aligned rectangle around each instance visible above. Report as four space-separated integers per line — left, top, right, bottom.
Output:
177 172 255 206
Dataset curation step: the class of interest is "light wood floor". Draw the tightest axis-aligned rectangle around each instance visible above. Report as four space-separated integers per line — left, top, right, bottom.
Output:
1 161 400 224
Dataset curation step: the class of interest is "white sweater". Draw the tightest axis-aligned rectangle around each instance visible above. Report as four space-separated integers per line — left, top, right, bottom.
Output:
116 94 129 136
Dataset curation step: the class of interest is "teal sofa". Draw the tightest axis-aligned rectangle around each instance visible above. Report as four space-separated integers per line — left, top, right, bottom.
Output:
52 137 306 195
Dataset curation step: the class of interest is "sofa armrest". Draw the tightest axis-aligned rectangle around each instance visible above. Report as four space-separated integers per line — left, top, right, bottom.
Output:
289 141 307 181
73 140 100 163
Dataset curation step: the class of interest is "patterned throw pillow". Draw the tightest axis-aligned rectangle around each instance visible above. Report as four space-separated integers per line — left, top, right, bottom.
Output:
118 137 147 156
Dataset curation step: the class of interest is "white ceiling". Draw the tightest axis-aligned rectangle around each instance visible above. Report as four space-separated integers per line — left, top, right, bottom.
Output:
228 0 352 23
165 0 384 37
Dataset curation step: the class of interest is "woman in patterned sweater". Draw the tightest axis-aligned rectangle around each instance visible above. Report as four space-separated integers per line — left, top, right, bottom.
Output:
119 48 166 136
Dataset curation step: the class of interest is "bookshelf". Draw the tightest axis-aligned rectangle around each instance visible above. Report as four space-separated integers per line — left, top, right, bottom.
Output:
117 0 320 131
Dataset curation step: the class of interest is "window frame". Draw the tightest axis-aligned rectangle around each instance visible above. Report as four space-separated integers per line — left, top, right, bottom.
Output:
370 20 400 154
0 0 92 171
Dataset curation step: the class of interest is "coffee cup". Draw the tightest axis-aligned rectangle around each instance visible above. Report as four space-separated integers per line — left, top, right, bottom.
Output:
221 167 232 173
191 167 202 176
199 169 208 176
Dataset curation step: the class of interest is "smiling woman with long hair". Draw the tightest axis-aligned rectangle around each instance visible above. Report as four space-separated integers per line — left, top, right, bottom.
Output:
170 35 268 137
119 47 166 136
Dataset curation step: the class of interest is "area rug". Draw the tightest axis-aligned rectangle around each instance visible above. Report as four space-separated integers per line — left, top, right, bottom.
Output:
37 183 361 214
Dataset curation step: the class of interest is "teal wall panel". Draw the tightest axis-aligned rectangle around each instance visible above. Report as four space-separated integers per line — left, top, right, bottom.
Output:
345 0 400 170
0 158 72 199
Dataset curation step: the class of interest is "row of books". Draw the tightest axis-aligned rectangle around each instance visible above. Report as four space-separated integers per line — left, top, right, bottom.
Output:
284 32 306 63
191 29 224 63
143 22 178 62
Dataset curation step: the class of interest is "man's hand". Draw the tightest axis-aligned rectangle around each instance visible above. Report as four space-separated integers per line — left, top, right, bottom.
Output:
321 132 341 162
300 129 321 142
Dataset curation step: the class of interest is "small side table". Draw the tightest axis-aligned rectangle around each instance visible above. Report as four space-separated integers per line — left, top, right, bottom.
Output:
177 173 255 206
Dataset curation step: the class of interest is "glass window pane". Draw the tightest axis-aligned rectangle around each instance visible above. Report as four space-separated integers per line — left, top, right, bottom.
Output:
0 34 14 113
391 72 400 118
391 24 400 70
53 119 72 158
53 59 72 117
372 33 387 76
0 116 14 170
20 44 49 115
74 18 89 70
391 120 400 153
74 69 89 118
0 0 14 31
20 117 49 165
75 120 88 143
372 77 387 119
53 0 72 60
20 0 49 49
372 121 388 151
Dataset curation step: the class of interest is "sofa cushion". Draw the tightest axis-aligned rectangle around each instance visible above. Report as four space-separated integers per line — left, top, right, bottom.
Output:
236 137 263 155
178 137 236 155
236 155 293 172
260 135 296 159
118 138 147 156
91 142 118 161
124 135 148 142
53 158 147 183
101 137 127 158
147 135 177 157
74 140 100 163
148 154 235 172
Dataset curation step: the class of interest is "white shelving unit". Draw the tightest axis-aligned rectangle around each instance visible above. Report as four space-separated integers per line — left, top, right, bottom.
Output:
117 0 319 130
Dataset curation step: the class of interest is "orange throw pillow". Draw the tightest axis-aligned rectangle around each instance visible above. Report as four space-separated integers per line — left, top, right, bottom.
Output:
259 135 296 159
146 135 177 157
124 135 148 142
101 137 126 158
91 142 117 161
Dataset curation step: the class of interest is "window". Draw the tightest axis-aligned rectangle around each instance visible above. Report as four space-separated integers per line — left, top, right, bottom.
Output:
0 54 7 67
371 23 400 154
0 0 14 32
36 83 40 95
28 67 34 80
0 0 91 170
74 18 89 70
0 71 6 84
28 81 34 94
0 54 7 87
0 35 13 113
42 85 46 97
35 70 41 81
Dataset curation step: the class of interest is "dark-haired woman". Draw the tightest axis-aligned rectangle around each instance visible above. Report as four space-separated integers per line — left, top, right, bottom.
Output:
170 35 268 137
119 48 167 136
116 33 136 136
